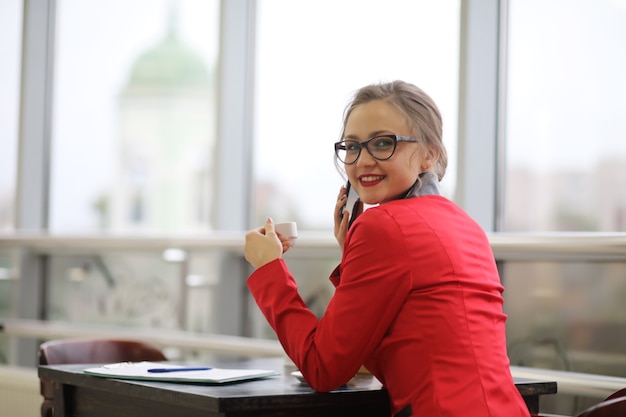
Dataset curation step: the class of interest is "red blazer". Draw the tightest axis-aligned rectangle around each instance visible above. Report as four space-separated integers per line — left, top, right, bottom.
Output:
248 195 530 417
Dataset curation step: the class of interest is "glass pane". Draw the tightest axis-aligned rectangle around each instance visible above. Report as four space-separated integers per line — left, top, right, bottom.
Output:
51 0 219 233
504 261 626 414
48 253 182 327
0 249 18 363
254 0 460 230
505 0 626 232
0 0 22 231
45 247 221 360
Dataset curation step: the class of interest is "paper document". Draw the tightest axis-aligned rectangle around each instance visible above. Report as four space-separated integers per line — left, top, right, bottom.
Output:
83 361 280 384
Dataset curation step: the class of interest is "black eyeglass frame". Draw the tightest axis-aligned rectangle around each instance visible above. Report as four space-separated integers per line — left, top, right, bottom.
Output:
334 134 418 165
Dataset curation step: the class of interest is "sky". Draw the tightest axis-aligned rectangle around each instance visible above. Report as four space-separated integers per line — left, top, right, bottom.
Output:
506 0 626 172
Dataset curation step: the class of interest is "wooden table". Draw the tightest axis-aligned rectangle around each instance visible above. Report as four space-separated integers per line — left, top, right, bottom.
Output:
38 357 556 417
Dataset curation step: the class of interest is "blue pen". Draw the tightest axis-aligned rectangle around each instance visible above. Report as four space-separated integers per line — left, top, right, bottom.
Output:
147 367 212 373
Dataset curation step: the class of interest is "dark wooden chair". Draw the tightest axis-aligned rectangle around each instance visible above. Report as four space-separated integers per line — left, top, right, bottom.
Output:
39 338 167 417
603 388 626 401
532 388 626 417
577 396 626 417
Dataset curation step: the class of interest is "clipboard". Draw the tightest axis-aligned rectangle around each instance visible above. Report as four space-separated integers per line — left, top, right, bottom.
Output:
83 361 280 384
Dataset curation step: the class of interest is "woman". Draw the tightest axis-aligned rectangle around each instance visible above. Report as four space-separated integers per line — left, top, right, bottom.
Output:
244 80 529 417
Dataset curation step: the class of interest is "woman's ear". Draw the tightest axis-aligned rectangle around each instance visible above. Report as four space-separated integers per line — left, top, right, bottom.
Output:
420 147 440 172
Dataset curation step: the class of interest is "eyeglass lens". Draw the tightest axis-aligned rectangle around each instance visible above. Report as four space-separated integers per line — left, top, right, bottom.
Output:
335 136 397 164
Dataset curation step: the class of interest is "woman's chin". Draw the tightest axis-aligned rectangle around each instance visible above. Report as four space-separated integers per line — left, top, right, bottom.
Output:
361 197 380 206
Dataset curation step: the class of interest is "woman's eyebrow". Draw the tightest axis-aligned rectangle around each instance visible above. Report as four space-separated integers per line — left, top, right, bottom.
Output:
343 130 392 140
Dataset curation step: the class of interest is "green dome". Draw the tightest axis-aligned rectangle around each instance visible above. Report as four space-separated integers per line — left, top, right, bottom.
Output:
126 32 211 88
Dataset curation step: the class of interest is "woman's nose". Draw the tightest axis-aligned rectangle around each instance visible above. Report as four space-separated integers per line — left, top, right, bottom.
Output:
355 149 376 167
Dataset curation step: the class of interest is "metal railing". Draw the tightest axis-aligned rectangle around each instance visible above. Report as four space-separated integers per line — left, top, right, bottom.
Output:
2 231 626 259
0 318 284 358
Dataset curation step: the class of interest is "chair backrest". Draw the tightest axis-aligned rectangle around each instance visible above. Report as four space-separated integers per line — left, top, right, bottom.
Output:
531 387 626 417
577 396 626 417
39 338 167 365
603 387 626 402
39 338 166 417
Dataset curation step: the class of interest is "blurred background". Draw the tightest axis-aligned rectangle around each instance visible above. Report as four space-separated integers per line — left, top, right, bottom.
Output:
1 1 626 415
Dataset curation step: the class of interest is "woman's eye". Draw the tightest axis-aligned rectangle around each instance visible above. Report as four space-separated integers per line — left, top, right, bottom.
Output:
373 138 394 148
346 142 361 151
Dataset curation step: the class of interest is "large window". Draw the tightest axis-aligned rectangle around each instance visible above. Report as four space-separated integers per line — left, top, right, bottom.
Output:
0 0 22 231
51 0 219 233
254 0 461 230
505 0 626 232
503 3 626 413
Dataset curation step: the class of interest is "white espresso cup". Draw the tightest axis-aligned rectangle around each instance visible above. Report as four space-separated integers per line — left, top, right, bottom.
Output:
275 222 298 241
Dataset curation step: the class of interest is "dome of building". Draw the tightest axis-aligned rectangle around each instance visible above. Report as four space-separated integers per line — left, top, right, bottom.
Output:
125 29 211 89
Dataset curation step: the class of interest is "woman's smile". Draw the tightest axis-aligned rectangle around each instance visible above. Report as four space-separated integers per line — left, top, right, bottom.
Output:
358 175 385 187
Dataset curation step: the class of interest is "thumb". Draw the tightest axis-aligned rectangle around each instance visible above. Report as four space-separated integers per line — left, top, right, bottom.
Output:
265 217 275 234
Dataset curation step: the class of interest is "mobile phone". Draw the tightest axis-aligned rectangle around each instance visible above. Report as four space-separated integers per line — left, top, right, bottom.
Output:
341 181 360 228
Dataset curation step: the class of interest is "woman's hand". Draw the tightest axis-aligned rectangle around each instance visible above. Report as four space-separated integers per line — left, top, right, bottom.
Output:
244 218 284 269
334 186 350 251
277 231 294 254
334 185 364 251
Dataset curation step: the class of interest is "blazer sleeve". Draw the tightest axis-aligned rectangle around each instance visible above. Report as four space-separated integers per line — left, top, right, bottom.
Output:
247 209 413 392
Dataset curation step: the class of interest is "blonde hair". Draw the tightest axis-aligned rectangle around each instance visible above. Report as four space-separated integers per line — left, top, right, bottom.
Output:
338 80 448 181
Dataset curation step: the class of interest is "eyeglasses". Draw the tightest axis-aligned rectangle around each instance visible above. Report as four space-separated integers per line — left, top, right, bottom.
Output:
334 134 418 165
